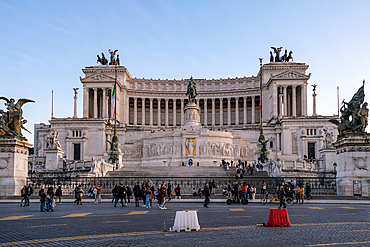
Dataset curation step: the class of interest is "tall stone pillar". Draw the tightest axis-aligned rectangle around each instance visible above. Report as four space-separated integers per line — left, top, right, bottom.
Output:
292 85 297 117
283 86 287 116
93 88 98 118
133 97 137 125
83 86 88 118
165 98 169 126
149 98 153 126
181 99 184 124
220 98 223 126
235 97 239 125
142 97 146 125
227 98 231 125
173 99 176 126
212 98 215 126
102 88 106 118
251 96 255 124
243 97 247 124
73 90 78 118
204 99 208 126
157 99 161 126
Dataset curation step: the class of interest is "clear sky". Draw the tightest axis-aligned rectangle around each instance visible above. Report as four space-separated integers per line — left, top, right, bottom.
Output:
1 1 369 144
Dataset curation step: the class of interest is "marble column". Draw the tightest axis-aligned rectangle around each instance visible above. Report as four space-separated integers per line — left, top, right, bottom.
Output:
279 87 283 116
142 97 145 125
83 86 88 118
302 84 307 116
102 88 108 118
220 98 223 126
283 85 287 116
173 99 176 126
133 97 137 125
212 98 215 126
204 99 208 126
93 88 98 118
292 85 297 117
272 84 278 117
181 99 184 124
165 98 169 126
243 97 247 124
251 96 255 124
235 97 239 125
157 99 161 126
227 98 231 125
277 133 281 151
149 98 153 126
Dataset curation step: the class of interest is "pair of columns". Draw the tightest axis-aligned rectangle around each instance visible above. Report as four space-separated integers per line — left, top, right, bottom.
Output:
276 85 307 117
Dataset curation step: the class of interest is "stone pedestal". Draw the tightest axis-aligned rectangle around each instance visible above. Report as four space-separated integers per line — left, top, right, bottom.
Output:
44 148 64 170
0 139 32 196
183 102 201 128
334 133 370 196
318 148 336 173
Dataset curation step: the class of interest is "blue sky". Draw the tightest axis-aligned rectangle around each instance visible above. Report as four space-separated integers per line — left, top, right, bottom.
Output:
1 1 369 144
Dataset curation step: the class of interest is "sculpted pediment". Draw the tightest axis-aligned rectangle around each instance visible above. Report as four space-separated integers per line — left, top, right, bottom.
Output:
272 70 310 80
80 73 115 82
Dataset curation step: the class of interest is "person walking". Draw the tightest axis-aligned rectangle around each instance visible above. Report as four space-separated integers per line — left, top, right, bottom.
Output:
95 185 102 204
306 183 312 200
294 185 301 203
251 185 256 200
24 184 34 207
203 183 210 208
20 186 26 207
113 185 119 207
39 188 46 212
127 186 132 204
298 185 305 204
158 183 167 210
210 179 216 195
278 186 286 209
241 182 247 200
46 187 55 211
175 184 181 199
260 180 266 194
227 181 233 201
133 184 141 207
74 185 79 204
55 186 62 204
145 186 151 208
76 185 84 205
167 184 172 201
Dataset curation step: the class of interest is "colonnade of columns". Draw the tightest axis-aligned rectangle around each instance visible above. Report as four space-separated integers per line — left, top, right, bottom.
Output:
128 96 261 127
83 87 111 119
276 85 307 117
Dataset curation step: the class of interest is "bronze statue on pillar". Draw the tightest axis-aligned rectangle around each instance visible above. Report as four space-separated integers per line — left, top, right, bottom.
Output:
330 80 368 135
186 76 198 103
0 97 34 140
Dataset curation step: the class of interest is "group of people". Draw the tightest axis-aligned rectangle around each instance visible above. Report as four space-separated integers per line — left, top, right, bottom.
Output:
225 181 257 203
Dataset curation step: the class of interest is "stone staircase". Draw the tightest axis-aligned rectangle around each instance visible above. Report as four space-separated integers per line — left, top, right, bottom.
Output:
106 166 269 178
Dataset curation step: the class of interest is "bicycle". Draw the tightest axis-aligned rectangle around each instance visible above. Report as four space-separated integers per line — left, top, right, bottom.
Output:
261 192 293 206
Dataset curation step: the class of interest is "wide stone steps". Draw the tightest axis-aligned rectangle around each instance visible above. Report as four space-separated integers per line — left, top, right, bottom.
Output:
106 166 269 178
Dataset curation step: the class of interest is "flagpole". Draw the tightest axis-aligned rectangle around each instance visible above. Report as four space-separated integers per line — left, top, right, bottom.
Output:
114 63 117 137
259 58 263 133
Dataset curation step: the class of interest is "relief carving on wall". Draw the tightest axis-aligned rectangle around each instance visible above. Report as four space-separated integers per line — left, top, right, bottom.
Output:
292 132 298 154
353 157 367 170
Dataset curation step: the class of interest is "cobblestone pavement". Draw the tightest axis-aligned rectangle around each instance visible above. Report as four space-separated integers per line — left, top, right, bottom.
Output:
0 201 369 247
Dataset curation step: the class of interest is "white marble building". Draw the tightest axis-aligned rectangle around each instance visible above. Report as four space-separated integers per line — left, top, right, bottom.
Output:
33 60 338 177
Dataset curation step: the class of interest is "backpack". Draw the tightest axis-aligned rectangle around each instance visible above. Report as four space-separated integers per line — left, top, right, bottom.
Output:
175 188 179 193
93 188 97 195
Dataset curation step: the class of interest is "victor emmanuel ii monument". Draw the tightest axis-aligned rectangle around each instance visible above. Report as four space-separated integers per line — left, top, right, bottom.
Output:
30 47 343 181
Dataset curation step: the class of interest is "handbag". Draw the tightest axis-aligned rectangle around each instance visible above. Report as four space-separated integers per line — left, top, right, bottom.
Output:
53 199 56 208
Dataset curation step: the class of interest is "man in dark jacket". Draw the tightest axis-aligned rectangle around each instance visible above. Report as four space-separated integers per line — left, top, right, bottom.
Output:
25 184 34 206
278 185 286 209
55 186 62 204
203 183 210 208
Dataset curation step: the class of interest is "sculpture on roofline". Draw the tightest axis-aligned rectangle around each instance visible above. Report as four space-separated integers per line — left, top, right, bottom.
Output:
330 80 368 135
186 76 198 103
0 97 34 140
97 53 108 65
270 47 293 62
